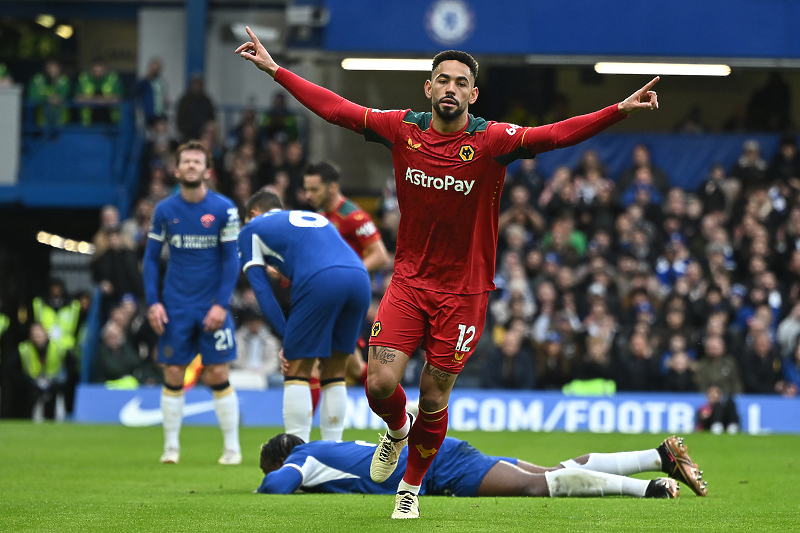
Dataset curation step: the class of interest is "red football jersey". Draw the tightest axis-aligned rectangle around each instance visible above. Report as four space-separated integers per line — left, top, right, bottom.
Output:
324 197 381 258
275 68 626 294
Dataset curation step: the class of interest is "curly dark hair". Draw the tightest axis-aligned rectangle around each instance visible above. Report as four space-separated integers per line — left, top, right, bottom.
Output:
432 50 479 81
259 433 305 472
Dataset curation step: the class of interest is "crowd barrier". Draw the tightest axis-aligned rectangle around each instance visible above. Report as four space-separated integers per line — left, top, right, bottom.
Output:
74 384 800 434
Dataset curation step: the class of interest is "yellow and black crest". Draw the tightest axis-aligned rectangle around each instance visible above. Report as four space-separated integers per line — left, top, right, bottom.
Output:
371 321 382 337
459 145 475 162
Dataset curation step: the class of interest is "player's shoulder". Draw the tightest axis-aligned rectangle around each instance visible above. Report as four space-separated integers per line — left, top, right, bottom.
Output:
153 192 181 212
206 190 237 210
337 198 368 218
400 110 433 131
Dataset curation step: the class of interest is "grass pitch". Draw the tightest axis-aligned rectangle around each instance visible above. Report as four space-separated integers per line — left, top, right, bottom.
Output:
1 421 798 532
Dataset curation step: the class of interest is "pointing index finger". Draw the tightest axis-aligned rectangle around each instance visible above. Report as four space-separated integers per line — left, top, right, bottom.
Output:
642 76 660 92
245 26 260 46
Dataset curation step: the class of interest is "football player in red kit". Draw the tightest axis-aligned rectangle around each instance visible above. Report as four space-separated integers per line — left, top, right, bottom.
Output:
237 27 661 519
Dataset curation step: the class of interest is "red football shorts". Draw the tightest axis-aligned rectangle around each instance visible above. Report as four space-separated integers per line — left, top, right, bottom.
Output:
369 280 489 374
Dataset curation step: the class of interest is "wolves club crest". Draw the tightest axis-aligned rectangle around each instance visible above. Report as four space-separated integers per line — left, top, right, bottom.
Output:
201 214 215 228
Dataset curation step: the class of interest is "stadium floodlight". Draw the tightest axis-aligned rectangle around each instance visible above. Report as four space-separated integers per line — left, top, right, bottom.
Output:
594 62 731 76
36 14 55 28
341 58 433 72
55 25 73 39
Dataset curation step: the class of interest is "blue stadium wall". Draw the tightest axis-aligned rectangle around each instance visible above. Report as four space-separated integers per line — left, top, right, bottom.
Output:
75 385 800 434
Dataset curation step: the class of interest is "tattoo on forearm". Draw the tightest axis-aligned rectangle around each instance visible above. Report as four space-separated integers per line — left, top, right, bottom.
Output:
371 347 396 365
424 364 452 383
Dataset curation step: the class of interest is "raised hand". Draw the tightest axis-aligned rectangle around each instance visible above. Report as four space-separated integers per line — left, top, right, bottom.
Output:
235 26 280 77
618 77 659 115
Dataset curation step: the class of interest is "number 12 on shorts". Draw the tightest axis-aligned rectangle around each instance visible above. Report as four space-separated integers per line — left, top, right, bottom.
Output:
455 324 475 352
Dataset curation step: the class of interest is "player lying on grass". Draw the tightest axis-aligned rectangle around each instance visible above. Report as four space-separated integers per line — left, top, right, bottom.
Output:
256 433 706 500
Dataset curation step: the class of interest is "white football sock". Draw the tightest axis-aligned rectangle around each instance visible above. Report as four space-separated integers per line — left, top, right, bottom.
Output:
387 414 410 440
545 468 649 497
319 381 347 441
283 382 313 443
161 388 184 450
561 450 661 476
398 480 421 496
213 386 240 453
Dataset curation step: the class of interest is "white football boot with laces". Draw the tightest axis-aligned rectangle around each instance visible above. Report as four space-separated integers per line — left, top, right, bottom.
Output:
370 413 414 483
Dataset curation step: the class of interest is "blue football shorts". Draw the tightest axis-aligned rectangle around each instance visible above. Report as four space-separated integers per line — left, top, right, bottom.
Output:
423 439 517 497
283 266 371 360
157 305 237 366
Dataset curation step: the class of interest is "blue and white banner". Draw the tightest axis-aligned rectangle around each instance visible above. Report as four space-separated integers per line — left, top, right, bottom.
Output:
74 384 800 434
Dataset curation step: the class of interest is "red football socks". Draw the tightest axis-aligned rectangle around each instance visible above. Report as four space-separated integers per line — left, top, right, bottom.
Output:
403 405 448 486
365 381 408 432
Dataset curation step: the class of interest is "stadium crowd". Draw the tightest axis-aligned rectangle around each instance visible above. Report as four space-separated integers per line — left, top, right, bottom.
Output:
5 56 800 425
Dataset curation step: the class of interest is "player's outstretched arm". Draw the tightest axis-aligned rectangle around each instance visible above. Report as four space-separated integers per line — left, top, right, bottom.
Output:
235 26 368 133
617 77 659 115
235 26 279 77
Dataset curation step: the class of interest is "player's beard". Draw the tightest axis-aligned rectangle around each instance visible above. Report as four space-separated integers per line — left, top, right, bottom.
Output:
178 175 204 189
433 96 466 122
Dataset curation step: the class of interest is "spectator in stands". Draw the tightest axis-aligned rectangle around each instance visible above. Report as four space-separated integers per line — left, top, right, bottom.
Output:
617 144 670 198
654 233 692 289
19 323 68 422
766 135 800 186
261 91 299 144
673 104 708 134
498 184 545 247
533 331 575 390
617 331 661 391
662 350 697 392
176 74 215 141
740 332 786 395
74 58 123 125
482 323 535 390
697 164 731 218
136 57 169 126
91 226 144 317
694 335 743 397
121 197 155 255
27 58 70 127
745 72 792 132
620 167 663 208
574 336 616 382
92 205 135 260
696 385 740 434
782 340 800 397
502 158 545 211
94 321 141 383
232 311 282 388
32 278 81 353
729 139 767 193
777 301 800 358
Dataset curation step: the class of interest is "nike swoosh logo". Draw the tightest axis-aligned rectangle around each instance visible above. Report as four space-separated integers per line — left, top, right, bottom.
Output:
119 396 217 427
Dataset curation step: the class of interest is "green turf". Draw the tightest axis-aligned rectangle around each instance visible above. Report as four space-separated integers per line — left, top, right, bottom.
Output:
1 422 798 532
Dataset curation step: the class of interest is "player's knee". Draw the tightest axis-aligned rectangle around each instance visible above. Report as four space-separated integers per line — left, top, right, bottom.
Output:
204 364 229 385
365 374 396 399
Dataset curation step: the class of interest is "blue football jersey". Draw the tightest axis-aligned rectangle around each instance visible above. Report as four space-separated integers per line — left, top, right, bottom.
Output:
238 210 365 289
256 437 500 496
145 191 240 308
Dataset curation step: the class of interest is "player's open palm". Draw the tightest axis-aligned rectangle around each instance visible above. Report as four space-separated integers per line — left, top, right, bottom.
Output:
235 27 279 77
